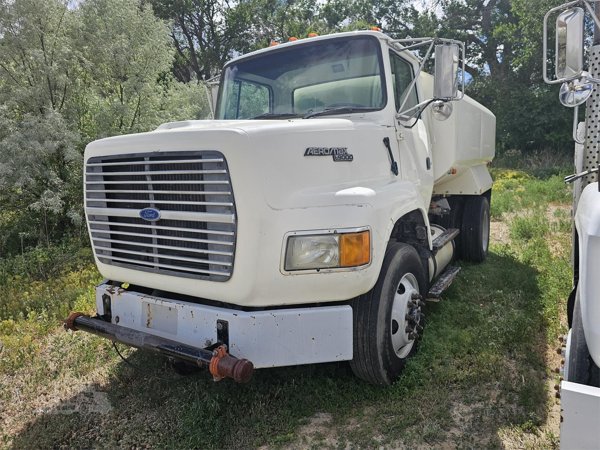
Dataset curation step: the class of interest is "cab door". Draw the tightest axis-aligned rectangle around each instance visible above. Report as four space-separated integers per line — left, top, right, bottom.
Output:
389 51 434 205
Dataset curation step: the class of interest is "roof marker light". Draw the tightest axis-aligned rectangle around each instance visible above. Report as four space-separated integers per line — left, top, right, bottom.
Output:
370 26 382 32
269 40 279 47
288 37 298 42
308 32 319 38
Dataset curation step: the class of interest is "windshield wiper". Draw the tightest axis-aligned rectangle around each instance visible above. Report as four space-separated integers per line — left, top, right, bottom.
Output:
303 106 378 119
251 112 301 120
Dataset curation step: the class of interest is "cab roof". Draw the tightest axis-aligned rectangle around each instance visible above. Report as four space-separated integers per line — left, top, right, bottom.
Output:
223 30 418 69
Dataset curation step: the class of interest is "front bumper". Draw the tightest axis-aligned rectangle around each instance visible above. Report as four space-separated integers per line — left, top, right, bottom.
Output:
92 282 353 369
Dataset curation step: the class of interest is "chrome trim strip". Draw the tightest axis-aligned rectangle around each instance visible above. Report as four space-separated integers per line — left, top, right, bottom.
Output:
86 207 235 224
92 237 234 256
89 228 234 246
96 255 231 276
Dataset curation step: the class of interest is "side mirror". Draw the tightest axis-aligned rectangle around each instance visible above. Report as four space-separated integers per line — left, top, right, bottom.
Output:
555 7 584 79
434 44 459 100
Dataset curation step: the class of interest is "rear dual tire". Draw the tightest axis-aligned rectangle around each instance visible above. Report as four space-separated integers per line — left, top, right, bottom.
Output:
460 196 490 263
434 195 490 263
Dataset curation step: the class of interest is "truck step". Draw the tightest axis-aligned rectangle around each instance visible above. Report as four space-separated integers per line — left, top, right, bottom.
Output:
431 228 459 253
427 265 461 301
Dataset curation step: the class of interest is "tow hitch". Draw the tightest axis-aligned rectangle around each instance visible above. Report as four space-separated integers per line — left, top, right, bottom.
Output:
64 312 254 383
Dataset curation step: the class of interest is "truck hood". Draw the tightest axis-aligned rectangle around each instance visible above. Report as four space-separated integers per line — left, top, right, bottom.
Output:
156 118 355 135
86 118 397 210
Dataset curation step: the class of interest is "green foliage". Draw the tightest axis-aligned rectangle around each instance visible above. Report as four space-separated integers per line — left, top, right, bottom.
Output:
472 79 572 153
0 0 77 114
0 0 211 255
0 240 98 321
491 168 571 219
0 111 82 251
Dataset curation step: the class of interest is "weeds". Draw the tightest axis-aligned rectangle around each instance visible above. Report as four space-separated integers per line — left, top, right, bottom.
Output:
0 242 98 323
493 148 572 178
491 169 570 219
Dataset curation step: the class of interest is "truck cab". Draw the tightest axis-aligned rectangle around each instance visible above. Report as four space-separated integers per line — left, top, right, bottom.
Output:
68 30 496 385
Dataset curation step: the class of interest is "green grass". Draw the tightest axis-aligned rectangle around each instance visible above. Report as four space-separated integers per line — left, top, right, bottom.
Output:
0 171 571 449
490 169 571 220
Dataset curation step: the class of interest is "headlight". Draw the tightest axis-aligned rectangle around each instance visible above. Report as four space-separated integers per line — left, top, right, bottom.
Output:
285 230 370 271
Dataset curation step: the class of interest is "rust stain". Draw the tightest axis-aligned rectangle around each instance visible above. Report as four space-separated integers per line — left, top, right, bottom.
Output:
146 303 152 328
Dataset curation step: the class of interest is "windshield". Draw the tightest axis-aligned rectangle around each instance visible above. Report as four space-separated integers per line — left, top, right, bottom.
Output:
216 36 386 120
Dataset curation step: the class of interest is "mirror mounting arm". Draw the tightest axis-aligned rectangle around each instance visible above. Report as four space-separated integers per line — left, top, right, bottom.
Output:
390 37 466 124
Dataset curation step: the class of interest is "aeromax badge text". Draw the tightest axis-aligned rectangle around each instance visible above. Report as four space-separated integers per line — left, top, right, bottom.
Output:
304 147 354 162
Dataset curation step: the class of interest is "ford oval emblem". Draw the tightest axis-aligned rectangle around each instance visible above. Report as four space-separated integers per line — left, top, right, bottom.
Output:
139 207 161 222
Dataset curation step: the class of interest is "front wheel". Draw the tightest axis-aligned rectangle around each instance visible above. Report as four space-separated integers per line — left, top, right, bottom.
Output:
350 242 427 385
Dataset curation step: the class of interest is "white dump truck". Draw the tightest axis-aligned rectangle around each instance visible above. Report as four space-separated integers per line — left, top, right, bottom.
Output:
65 30 495 385
543 2 600 447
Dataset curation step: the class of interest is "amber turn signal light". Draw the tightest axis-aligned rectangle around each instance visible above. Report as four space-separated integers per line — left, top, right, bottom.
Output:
340 231 370 267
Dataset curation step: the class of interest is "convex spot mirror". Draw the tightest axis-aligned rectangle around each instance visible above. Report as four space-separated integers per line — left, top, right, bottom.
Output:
556 7 584 80
434 44 459 100
559 77 594 107
432 100 453 121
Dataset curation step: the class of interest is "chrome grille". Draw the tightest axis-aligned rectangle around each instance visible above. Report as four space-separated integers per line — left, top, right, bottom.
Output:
85 151 236 281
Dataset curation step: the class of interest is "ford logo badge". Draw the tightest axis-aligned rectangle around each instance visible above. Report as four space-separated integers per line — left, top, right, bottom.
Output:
139 207 161 222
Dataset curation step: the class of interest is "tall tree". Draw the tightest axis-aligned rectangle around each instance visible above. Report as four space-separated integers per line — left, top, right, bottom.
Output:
150 0 247 81
0 0 77 115
401 0 572 152
150 0 324 82
0 0 210 254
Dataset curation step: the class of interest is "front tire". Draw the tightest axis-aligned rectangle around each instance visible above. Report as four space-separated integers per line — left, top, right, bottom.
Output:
350 242 427 385
565 290 600 386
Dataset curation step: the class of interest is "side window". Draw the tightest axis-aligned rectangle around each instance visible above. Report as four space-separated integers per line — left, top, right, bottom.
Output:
389 52 418 113
224 79 270 119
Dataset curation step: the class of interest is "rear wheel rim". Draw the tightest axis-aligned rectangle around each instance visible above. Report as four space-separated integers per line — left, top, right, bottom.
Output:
564 328 573 381
390 273 421 359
